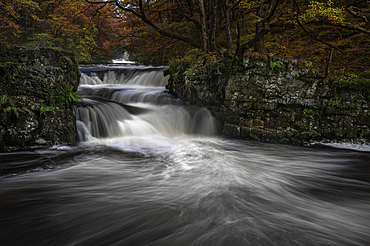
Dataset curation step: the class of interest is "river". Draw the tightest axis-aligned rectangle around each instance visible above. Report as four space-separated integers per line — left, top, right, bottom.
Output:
1 63 370 246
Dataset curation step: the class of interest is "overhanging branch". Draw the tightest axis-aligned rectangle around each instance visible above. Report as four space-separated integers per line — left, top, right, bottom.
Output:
85 0 201 49
292 0 343 54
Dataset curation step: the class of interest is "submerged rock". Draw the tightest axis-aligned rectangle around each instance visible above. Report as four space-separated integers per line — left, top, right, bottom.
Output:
0 42 79 151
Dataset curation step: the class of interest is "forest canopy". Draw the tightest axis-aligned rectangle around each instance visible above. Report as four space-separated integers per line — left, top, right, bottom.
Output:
0 0 123 61
1 0 370 82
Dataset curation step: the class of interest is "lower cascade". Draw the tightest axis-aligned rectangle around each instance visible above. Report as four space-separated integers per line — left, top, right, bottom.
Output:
1 63 370 246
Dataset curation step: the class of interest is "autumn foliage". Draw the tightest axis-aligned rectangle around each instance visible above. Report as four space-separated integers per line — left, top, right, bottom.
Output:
300 0 346 25
0 0 121 61
1 0 370 80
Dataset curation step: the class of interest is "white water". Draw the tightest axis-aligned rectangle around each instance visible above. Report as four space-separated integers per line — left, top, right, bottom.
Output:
111 54 134 64
1 64 370 246
80 70 169 87
76 65 218 140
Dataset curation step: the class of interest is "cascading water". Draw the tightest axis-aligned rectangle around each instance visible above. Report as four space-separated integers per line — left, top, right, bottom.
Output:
1 62 370 246
75 65 219 140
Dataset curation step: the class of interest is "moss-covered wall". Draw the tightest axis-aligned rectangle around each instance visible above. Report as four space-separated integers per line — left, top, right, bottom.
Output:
168 55 370 145
0 43 80 151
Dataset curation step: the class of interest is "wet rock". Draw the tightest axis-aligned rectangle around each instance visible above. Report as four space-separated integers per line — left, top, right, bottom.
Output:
0 42 79 152
170 55 370 145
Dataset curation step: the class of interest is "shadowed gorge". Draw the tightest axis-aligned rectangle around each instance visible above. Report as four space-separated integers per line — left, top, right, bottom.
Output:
1 1 370 244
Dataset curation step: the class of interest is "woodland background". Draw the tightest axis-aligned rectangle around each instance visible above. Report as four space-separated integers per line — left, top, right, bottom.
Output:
1 0 370 85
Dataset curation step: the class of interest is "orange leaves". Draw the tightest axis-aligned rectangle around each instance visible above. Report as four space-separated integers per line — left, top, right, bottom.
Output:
0 0 45 42
0 1 19 40
0 0 119 60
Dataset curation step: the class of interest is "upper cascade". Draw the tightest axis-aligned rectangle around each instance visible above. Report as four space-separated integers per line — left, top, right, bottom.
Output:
111 57 135 64
80 65 169 87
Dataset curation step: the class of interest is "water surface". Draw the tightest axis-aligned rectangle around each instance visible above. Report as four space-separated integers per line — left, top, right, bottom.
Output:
1 63 369 246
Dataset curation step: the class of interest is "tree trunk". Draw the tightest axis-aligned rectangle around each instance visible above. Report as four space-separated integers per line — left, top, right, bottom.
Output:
198 0 208 52
209 1 218 51
242 8 246 35
225 0 232 56
254 6 264 52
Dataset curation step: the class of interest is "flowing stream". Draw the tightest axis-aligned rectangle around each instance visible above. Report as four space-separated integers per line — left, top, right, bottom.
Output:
1 63 370 246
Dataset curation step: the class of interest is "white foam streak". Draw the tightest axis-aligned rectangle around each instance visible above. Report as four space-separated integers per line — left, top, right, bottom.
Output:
110 87 179 105
118 117 158 136
316 141 370 152
80 70 167 87
80 73 103 85
111 58 135 64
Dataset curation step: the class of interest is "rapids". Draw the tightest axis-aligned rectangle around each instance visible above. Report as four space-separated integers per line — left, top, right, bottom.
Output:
1 62 370 246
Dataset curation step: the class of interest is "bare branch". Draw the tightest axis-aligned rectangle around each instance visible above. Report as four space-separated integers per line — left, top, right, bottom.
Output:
85 0 201 49
334 23 370 35
265 0 279 21
174 0 202 32
346 6 368 23
292 0 344 54
270 0 287 23
83 4 106 35
324 49 333 78
231 0 243 10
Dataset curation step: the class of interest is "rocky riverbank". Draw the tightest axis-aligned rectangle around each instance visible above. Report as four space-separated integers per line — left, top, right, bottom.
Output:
168 54 370 145
0 43 79 152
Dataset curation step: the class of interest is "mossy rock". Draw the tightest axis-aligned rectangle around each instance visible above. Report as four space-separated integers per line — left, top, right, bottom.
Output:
0 42 79 152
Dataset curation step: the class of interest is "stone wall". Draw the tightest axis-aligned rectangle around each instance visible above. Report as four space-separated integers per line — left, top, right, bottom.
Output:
0 43 80 151
168 55 370 145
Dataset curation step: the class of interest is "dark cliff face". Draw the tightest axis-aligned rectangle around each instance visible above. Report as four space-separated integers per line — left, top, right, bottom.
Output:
168 56 370 145
0 43 80 151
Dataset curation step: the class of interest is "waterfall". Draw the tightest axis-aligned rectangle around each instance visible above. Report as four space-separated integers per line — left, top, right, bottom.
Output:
2 64 370 246
75 64 219 140
80 68 168 87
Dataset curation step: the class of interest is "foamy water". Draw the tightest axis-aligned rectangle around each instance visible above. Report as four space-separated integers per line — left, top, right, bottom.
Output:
1 64 369 246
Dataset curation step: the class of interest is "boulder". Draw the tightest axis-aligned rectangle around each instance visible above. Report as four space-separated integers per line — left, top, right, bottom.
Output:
0 43 79 151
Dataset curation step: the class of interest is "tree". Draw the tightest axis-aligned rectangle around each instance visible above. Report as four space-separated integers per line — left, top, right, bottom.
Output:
89 0 370 63
0 0 42 43
84 0 294 61
0 0 119 61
